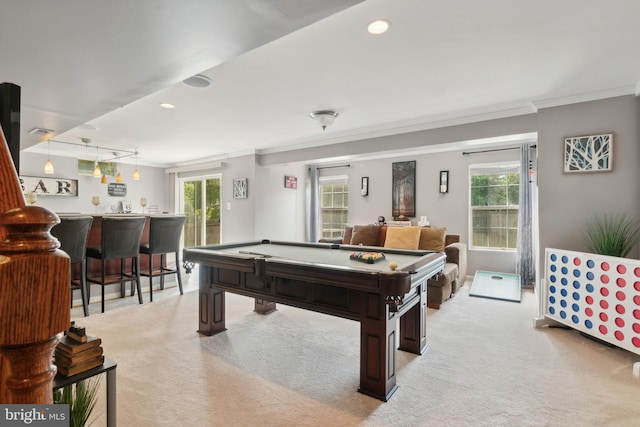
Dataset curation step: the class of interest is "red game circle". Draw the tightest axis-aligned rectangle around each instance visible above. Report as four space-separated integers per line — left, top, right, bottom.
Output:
635 295 640 305
586 295 594 304
614 331 624 341
633 324 640 334
616 291 626 301
617 264 627 274
585 307 593 316
633 337 640 348
601 262 610 271
616 278 626 287
600 287 610 296
599 312 608 322
616 304 625 315
635 267 640 277
615 318 625 327
599 325 608 335
635 281 640 292
600 300 609 309
574 258 581 266
634 309 640 320
601 275 610 284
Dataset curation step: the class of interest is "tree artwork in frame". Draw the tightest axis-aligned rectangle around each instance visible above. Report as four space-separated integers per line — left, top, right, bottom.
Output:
391 161 416 218
564 133 613 173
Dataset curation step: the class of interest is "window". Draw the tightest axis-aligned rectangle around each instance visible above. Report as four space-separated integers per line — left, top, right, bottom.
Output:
320 176 349 239
469 163 519 250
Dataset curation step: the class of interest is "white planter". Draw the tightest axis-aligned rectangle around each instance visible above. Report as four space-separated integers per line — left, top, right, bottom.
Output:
544 248 640 356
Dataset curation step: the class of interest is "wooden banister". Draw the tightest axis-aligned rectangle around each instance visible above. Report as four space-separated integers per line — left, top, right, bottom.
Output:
0 124 69 403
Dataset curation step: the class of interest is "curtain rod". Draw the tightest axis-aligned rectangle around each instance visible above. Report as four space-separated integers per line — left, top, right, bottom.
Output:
310 164 351 170
462 145 536 156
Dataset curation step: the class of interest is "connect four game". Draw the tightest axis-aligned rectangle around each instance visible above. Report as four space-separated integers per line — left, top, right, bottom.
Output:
545 248 640 356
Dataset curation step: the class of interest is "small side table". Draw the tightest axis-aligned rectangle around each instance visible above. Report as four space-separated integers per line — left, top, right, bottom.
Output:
53 356 117 427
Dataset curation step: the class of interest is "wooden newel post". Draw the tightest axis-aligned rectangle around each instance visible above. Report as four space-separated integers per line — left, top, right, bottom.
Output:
0 125 70 403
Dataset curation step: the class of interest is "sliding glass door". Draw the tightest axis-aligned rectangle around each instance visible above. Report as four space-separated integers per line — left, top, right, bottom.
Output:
179 176 220 248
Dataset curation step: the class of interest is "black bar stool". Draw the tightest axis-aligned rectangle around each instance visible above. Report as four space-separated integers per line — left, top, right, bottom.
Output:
86 216 146 313
139 215 186 301
51 216 94 316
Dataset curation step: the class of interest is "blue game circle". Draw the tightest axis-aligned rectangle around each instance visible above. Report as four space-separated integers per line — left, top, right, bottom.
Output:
573 292 580 301
549 275 557 283
586 272 594 280
550 296 556 304
560 299 567 307
586 284 594 293
573 281 580 289
551 254 557 261
572 315 579 324
549 285 556 293
572 303 580 311
561 278 568 286
573 269 580 277
549 306 555 315
562 255 568 263
551 265 557 272
587 259 595 268
561 266 568 274
585 319 593 329
561 289 568 297
560 310 567 319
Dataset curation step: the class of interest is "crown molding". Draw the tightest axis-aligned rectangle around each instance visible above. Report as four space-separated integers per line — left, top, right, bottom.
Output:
531 85 637 111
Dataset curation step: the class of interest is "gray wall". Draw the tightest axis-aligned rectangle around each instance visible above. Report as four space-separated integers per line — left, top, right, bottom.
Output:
537 95 640 262
19 151 168 214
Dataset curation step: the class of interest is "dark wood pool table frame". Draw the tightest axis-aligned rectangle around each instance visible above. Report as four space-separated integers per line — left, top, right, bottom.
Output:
184 240 445 401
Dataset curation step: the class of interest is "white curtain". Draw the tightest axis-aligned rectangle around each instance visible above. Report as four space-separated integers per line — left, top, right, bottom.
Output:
516 144 536 286
306 165 320 242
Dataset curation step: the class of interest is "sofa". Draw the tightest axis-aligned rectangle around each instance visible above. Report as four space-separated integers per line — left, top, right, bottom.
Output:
320 225 467 309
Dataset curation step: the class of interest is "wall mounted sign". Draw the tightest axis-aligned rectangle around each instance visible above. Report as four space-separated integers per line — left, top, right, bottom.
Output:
284 175 297 189
19 175 78 197
233 178 248 199
107 182 127 197
564 133 613 173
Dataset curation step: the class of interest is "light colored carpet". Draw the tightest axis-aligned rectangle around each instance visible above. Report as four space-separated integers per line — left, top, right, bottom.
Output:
72 274 640 426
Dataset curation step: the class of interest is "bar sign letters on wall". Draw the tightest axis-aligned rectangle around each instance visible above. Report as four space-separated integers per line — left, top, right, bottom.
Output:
19 175 78 197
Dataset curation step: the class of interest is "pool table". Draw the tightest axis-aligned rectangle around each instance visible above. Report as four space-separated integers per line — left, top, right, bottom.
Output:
184 240 445 401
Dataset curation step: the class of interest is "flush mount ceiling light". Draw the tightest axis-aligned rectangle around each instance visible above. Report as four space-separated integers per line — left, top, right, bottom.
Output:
183 74 212 88
309 110 339 131
160 102 175 109
367 19 391 35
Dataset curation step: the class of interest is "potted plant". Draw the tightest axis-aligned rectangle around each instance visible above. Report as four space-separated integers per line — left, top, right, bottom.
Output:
583 213 640 258
54 377 102 427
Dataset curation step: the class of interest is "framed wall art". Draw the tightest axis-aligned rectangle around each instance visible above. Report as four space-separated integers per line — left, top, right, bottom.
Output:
233 178 248 199
361 176 369 196
564 133 613 173
391 161 416 218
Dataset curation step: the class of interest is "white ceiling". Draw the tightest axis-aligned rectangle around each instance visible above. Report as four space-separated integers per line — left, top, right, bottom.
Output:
5 0 640 167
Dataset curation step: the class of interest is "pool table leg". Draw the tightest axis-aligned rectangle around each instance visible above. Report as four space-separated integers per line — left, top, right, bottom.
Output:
198 266 227 336
254 299 277 314
398 281 428 354
359 293 399 401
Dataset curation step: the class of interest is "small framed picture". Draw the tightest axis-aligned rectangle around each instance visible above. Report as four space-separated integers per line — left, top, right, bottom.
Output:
361 176 369 196
233 178 247 199
564 133 613 173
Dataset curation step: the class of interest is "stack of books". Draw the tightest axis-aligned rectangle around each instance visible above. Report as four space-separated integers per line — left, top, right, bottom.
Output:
54 324 104 377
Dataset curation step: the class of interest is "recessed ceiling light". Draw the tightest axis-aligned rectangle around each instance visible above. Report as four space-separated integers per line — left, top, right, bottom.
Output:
367 19 390 35
160 103 175 109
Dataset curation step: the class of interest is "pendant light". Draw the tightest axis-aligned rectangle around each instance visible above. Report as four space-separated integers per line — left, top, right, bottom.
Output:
115 153 123 183
132 148 140 180
93 145 101 177
44 139 54 174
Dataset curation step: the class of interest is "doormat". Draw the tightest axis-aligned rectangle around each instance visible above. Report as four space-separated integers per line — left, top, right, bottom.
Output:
469 270 521 303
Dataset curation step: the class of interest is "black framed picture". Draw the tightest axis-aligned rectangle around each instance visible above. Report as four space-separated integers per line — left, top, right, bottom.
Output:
361 176 369 196
391 161 416 218
439 170 449 193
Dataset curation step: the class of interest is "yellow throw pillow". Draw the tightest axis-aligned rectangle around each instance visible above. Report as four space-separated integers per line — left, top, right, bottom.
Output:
383 226 421 250
350 225 381 246
419 227 447 252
